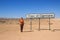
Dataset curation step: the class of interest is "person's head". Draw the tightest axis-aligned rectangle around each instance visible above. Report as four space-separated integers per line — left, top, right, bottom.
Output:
20 17 23 19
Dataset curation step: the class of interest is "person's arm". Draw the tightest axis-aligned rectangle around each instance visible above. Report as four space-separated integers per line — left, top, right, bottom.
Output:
19 19 21 24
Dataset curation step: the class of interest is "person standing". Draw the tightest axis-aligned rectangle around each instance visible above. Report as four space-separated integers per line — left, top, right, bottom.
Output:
19 17 24 32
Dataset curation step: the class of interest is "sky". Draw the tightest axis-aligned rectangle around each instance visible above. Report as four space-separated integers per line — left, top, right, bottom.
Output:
0 0 60 18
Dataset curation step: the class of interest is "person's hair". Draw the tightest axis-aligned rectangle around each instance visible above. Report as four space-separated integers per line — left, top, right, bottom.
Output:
21 17 23 19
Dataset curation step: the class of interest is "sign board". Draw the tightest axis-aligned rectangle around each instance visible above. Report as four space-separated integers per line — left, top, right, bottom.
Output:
26 13 55 19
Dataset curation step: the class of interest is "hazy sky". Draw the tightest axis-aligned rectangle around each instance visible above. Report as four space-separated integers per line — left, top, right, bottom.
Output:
0 0 60 18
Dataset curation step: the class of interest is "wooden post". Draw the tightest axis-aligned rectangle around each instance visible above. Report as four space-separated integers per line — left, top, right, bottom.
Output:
49 16 51 30
39 18 40 31
30 18 32 31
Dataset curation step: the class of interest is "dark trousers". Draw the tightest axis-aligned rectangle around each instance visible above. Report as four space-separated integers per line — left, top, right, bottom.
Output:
20 24 24 32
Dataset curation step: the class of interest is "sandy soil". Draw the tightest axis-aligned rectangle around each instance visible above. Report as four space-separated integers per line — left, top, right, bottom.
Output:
0 18 60 40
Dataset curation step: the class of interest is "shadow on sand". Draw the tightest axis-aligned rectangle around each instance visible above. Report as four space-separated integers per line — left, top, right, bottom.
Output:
23 30 34 32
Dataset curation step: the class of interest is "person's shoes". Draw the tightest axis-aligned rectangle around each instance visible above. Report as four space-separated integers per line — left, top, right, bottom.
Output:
21 31 23 32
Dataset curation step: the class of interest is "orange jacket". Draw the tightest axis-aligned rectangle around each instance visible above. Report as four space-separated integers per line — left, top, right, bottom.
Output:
19 19 24 25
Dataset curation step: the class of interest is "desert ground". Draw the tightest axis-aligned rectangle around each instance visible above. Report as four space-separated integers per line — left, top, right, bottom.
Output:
0 18 60 40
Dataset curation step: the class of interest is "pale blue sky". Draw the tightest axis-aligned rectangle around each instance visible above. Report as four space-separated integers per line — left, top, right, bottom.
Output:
0 0 60 18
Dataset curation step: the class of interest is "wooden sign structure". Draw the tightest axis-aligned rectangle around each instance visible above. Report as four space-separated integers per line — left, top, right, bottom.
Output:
26 13 55 31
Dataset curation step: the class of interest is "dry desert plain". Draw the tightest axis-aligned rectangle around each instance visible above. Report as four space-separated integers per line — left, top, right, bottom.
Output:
0 18 60 40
